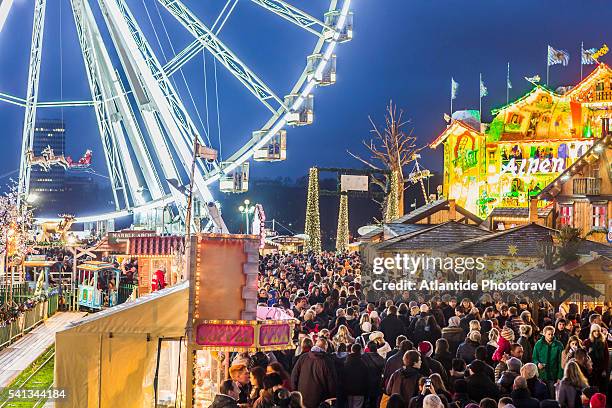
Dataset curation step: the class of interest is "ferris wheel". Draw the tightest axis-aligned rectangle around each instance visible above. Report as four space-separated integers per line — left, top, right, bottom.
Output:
0 0 353 233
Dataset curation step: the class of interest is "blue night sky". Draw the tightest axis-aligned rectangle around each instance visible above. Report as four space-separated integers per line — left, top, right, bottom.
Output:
0 0 610 187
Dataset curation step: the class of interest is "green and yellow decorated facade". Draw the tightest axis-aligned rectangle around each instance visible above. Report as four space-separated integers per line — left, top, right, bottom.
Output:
431 63 612 220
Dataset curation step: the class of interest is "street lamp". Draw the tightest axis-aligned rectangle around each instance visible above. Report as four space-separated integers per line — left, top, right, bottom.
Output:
238 199 255 234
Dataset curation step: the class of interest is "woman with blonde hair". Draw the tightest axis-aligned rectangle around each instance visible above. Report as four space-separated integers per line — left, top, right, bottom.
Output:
333 324 354 346
555 361 589 408
468 320 481 333
486 327 500 363
561 335 582 367
582 323 610 391
520 310 540 340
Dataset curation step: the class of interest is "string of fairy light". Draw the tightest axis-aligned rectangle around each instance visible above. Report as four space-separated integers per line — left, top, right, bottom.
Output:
335 194 349 252
303 167 321 253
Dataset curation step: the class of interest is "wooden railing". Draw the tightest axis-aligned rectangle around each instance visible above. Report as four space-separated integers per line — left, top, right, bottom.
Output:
0 293 58 350
595 91 612 101
573 177 601 195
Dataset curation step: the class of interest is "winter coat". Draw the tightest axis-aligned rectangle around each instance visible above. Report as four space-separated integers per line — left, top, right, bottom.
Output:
466 373 500 402
510 388 540 408
456 339 479 364
342 353 369 397
433 351 453 373
526 377 550 401
517 335 533 365
531 337 563 381
582 338 610 388
209 394 239 408
379 315 405 346
361 351 385 396
385 366 421 402
554 378 583 408
442 326 466 355
383 351 405 388
492 335 511 362
421 356 449 387
497 370 519 396
291 350 338 408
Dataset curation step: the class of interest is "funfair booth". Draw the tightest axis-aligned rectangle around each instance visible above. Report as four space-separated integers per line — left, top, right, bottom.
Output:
55 235 296 408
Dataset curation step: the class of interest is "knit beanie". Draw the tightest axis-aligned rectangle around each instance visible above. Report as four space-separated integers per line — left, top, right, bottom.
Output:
590 393 606 408
501 326 515 341
418 341 433 357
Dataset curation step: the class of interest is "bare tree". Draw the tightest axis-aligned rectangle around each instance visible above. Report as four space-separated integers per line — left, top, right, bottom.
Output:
348 101 423 220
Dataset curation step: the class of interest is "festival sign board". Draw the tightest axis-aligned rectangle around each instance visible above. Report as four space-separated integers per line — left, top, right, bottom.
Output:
195 320 295 351
196 322 256 349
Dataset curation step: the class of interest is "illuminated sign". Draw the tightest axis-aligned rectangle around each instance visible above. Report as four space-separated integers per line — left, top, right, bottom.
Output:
196 323 255 348
500 158 565 176
259 324 291 347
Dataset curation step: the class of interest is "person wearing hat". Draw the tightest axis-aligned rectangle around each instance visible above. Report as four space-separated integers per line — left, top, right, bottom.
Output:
456 331 481 364
589 393 606 408
497 357 522 396
493 326 515 362
465 359 500 403
368 331 392 359
417 341 448 386
442 316 465 356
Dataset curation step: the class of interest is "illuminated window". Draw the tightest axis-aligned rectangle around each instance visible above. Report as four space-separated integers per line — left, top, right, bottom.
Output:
559 204 573 226
592 204 607 228
596 81 604 91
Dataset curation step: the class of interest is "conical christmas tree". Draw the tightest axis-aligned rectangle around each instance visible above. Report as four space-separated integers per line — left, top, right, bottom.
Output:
335 194 349 252
304 167 321 253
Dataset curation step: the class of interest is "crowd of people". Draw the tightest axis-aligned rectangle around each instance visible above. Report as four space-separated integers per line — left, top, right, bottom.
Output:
210 251 611 408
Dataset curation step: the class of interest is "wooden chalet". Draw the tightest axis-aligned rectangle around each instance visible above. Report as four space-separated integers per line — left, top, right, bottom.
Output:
358 199 482 243
538 134 611 243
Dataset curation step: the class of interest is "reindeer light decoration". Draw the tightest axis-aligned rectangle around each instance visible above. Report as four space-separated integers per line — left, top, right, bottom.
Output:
38 214 76 242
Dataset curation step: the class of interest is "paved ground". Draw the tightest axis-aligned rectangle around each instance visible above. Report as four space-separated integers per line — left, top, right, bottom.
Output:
0 312 86 388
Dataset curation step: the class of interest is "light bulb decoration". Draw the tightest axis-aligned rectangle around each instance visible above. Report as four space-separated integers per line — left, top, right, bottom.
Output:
304 167 322 253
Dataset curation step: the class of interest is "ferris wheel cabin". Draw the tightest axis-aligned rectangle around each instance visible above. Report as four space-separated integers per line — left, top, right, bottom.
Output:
285 94 314 126
219 162 250 193
253 130 287 162
324 11 353 43
307 54 337 86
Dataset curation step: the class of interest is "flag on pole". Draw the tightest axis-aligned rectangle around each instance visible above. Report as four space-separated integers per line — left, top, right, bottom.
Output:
547 45 570 66
479 75 488 97
451 78 459 100
582 46 598 65
592 44 609 61
525 74 541 84
506 63 512 89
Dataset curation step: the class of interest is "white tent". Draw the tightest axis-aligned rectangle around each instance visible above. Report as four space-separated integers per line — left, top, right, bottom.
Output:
55 282 189 408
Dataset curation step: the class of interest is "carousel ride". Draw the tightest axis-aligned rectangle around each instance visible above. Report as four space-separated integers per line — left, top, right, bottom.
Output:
0 0 354 232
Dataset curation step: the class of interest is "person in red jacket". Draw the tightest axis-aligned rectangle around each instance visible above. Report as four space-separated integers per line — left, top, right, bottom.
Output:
151 268 166 291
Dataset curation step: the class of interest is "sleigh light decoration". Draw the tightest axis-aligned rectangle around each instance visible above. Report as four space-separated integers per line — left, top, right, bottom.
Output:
27 147 92 171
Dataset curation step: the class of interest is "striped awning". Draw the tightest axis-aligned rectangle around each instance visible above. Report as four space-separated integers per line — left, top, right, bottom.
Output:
127 236 184 256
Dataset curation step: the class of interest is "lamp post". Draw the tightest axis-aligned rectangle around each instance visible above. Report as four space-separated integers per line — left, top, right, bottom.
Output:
238 199 255 234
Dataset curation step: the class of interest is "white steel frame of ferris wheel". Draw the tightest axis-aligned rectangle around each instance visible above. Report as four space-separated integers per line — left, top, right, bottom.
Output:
12 0 352 229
